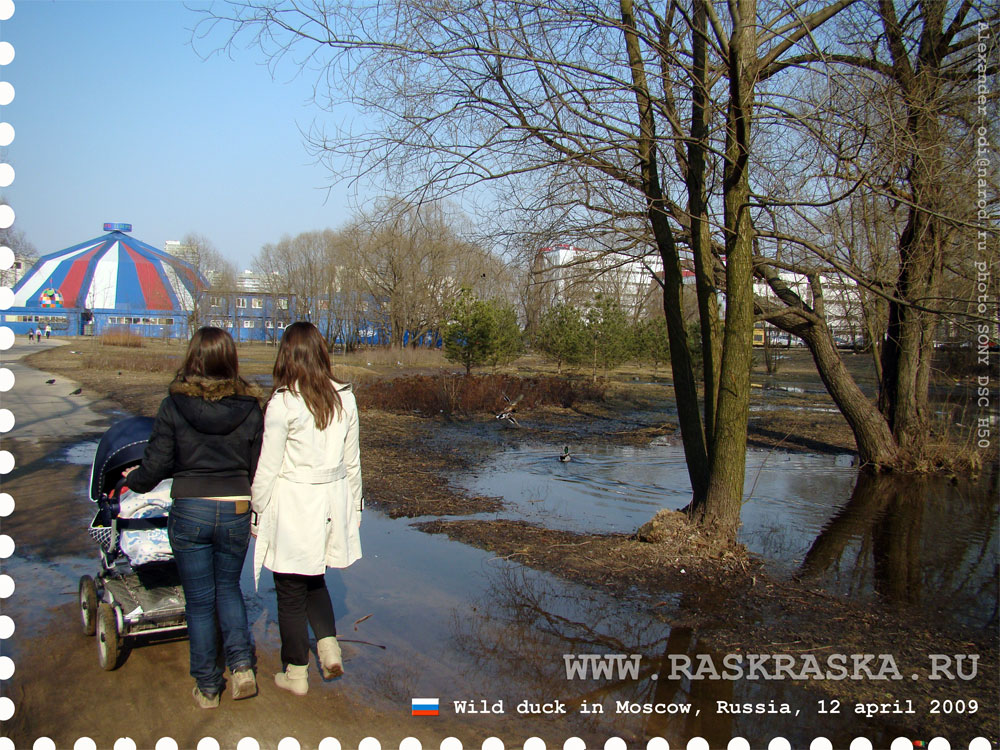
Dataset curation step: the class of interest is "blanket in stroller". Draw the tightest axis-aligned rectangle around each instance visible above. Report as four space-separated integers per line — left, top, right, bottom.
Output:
118 479 173 566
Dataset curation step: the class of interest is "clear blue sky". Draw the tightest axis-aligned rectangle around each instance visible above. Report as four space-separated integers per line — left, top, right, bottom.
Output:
1 0 368 268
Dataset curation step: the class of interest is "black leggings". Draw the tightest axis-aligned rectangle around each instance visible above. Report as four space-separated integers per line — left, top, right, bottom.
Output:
272 572 337 668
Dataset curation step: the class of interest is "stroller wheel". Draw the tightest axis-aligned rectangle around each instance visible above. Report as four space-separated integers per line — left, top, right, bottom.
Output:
78 576 98 636
96 603 121 671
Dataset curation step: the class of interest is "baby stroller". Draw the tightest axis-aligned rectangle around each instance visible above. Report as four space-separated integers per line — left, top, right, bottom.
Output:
78 417 186 670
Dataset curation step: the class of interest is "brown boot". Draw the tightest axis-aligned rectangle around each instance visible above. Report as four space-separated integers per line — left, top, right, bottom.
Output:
192 686 220 709
231 667 257 700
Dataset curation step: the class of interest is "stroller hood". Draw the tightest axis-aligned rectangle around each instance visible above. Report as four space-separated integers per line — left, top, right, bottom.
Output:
89 417 154 501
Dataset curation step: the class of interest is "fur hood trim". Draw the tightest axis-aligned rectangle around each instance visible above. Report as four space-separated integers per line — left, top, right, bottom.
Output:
169 376 265 402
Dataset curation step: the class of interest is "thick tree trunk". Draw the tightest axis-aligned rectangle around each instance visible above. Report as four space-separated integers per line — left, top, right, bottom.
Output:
876 13 946 452
808 328 900 468
767 307 901 467
689 0 757 540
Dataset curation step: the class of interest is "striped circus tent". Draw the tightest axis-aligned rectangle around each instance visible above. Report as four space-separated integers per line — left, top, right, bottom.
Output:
9 229 207 337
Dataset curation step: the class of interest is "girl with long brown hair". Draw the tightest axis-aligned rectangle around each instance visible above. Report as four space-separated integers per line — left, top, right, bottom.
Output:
251 321 363 695
125 326 263 708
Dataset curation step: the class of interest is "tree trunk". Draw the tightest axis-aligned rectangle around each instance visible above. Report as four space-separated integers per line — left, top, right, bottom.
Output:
689 0 757 540
621 0 710 502
686 0 722 450
807 326 900 467
767 307 900 467
876 11 947 453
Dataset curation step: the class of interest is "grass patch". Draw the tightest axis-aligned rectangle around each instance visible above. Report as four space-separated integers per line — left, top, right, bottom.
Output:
99 327 145 348
84 349 180 374
356 373 606 416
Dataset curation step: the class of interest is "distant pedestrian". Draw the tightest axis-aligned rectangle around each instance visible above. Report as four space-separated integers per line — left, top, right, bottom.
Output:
28 329 34 342
45 324 51 339
35 327 42 342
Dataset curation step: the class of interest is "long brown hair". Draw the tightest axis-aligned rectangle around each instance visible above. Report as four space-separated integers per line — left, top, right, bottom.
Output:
178 327 241 382
273 322 342 429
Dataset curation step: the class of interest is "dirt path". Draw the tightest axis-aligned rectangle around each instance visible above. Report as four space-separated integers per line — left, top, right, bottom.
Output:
0 340 586 749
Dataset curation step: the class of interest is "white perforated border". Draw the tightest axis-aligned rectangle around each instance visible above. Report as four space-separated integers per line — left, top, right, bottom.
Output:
0 737 993 750
0 0 17 738
0 0 991 748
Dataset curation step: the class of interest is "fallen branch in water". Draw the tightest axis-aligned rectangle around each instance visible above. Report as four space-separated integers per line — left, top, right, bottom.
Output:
336 637 386 650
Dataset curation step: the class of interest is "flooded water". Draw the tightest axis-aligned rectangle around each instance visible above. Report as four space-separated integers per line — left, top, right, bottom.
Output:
451 440 999 632
15 432 993 747
7 462 914 747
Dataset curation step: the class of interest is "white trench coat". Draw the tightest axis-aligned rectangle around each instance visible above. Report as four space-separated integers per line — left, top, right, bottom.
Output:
251 381 363 588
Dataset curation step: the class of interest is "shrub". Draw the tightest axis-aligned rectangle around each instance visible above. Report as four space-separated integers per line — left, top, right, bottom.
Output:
443 290 523 374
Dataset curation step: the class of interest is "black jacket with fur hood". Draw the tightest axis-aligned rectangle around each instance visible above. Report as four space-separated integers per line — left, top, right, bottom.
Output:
125 377 265 499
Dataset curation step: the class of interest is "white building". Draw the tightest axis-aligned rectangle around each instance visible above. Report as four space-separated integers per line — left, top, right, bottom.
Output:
753 271 864 345
235 270 267 292
532 243 664 319
164 240 200 269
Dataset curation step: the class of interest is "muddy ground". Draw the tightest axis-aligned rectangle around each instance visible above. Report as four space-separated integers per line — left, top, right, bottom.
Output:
6 340 999 746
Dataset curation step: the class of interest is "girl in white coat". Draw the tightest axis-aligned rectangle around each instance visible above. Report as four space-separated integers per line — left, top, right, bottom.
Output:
251 322 363 695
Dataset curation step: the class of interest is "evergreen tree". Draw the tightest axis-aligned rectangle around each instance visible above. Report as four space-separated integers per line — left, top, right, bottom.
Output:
635 317 670 371
585 296 630 380
535 303 588 372
443 289 522 374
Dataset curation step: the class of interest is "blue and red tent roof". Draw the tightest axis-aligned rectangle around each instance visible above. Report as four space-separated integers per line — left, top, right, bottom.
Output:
12 231 207 312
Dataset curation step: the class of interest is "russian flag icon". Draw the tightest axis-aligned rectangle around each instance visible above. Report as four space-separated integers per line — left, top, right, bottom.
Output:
412 698 440 716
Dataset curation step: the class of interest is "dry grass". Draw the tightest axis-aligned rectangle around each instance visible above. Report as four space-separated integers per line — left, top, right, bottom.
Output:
356 373 607 416
85 350 180 374
634 508 752 565
893 427 993 475
336 346 449 370
99 327 145 348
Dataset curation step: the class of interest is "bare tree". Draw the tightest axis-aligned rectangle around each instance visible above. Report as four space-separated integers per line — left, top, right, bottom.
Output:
0 224 37 289
176 232 237 335
195 0 867 541
748 0 999 467
345 198 512 348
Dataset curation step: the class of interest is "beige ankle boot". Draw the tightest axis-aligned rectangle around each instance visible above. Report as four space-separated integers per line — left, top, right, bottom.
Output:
274 663 309 696
317 636 344 679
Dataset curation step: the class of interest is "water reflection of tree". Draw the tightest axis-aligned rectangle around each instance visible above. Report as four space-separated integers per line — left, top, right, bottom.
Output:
798 470 999 628
449 564 741 745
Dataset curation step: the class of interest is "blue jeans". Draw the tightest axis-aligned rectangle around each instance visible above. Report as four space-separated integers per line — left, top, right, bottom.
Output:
168 498 253 695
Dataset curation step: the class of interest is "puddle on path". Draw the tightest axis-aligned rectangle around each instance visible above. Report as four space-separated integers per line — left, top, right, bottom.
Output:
7 450 916 746
16 512 915 746
62 440 99 466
